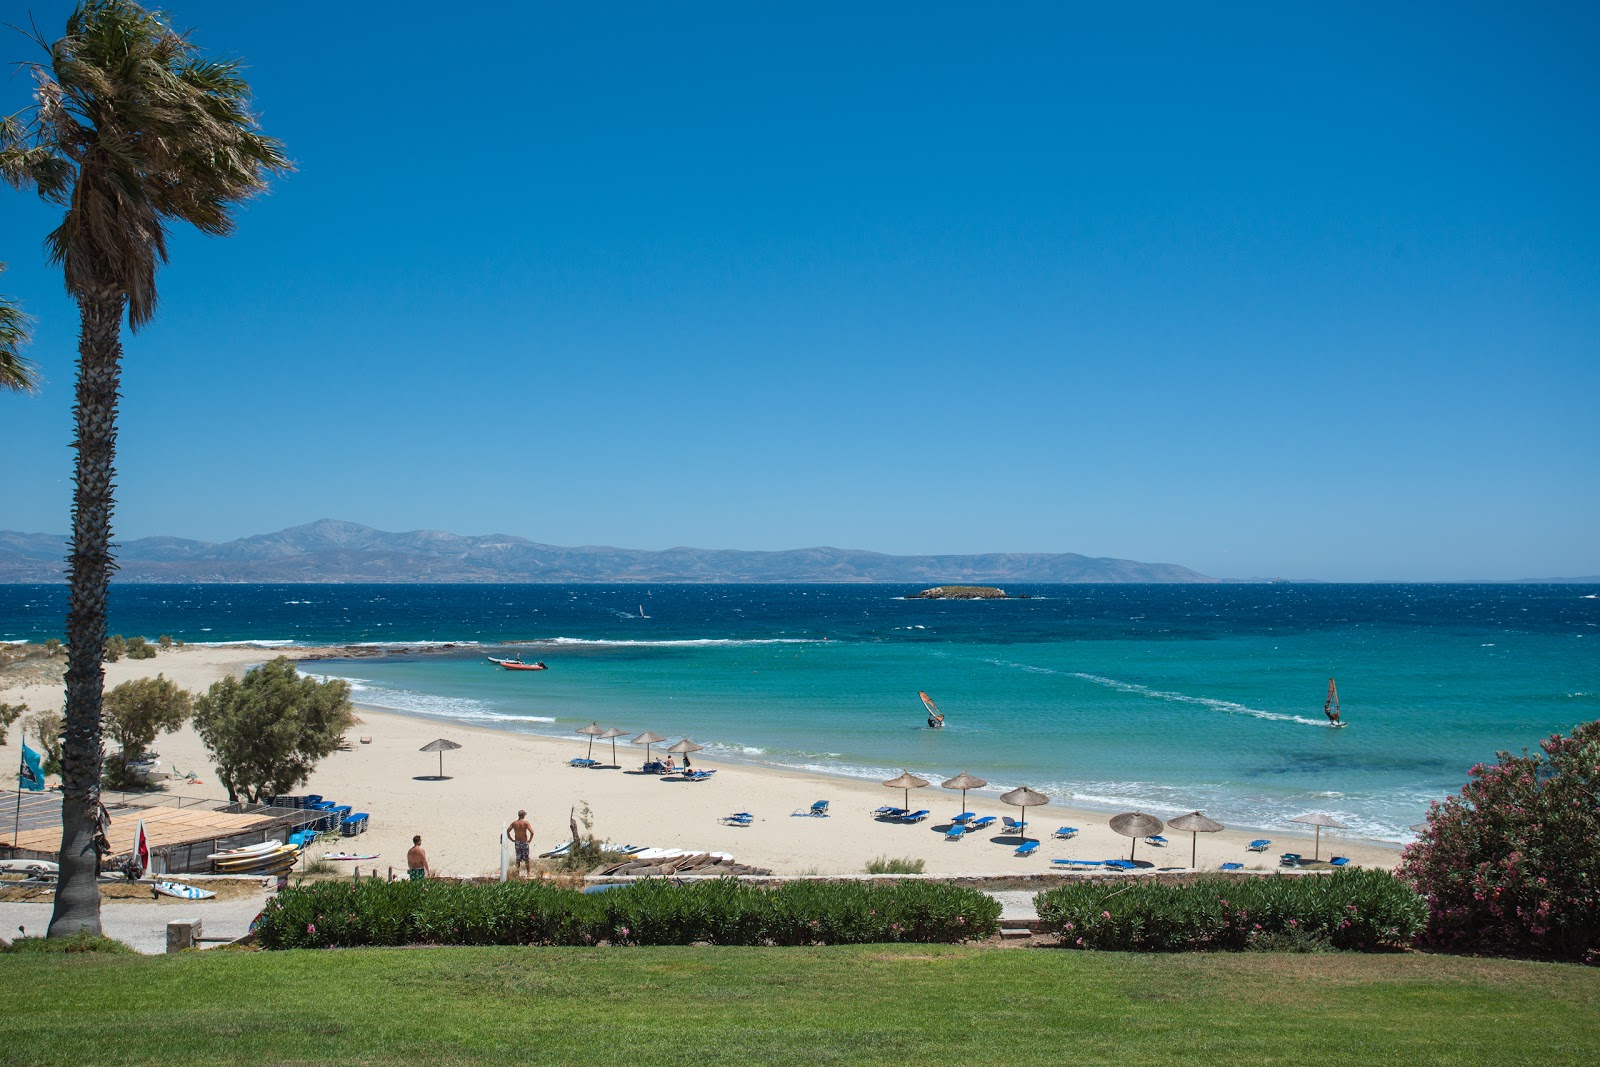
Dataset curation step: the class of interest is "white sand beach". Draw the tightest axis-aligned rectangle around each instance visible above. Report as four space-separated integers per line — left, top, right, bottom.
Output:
1 645 1401 877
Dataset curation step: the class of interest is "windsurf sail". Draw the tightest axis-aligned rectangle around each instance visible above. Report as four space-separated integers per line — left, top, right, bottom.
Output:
919 691 945 727
1324 678 1341 724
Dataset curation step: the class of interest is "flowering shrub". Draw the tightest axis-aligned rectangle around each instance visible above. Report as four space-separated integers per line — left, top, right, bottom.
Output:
1398 719 1600 963
255 877 1000 949
1034 870 1423 952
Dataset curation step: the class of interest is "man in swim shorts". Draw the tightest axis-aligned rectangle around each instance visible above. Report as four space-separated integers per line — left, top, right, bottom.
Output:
407 834 431 880
507 809 535 877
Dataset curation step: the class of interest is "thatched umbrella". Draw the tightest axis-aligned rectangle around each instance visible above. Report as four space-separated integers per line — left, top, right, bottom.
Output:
631 730 668 764
599 726 628 765
882 770 930 811
576 722 605 760
666 738 704 769
1000 786 1049 841
942 771 988 812
1167 810 1224 868
1109 811 1164 862
1290 812 1348 861
419 738 462 779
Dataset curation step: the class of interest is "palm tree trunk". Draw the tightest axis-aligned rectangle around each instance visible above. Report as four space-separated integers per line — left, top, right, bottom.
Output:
47 293 125 938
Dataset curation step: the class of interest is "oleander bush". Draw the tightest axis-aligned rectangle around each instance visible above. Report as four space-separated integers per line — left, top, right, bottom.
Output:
1034 869 1424 952
1398 719 1600 964
256 877 1000 949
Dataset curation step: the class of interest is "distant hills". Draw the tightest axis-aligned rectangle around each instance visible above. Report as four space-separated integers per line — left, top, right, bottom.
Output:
0 519 1220 584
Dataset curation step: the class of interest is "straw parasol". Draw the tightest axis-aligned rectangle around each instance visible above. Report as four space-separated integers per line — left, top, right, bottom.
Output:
419 738 462 779
576 722 605 760
631 730 668 764
882 770 930 811
1290 812 1348 861
666 739 704 768
1000 786 1049 841
941 771 988 813
599 726 628 765
1167 810 1224 868
1109 811 1164 861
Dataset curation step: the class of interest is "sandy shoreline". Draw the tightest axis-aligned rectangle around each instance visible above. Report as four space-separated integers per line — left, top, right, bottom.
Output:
1 645 1402 877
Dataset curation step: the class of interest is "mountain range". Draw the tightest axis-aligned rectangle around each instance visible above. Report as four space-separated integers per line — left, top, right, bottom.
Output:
0 519 1219 584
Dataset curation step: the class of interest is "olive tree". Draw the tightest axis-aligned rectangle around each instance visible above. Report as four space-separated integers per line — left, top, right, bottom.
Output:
193 657 354 803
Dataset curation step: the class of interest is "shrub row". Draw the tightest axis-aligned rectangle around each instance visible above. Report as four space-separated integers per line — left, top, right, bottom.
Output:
257 877 1001 949
1035 869 1425 952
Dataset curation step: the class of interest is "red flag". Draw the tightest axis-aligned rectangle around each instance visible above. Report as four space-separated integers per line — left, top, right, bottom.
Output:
134 819 150 877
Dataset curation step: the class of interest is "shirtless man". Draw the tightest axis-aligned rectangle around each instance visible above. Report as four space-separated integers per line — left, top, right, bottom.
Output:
507 809 535 877
406 834 431 880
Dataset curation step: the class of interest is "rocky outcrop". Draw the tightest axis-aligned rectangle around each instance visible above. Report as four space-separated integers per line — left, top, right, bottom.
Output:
912 586 1009 599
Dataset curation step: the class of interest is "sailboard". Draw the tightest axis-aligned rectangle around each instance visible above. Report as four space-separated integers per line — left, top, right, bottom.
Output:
1324 678 1347 728
919 691 945 728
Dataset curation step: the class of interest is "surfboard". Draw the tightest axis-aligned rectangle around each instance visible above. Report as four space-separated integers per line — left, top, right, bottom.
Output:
0 858 58 875
153 880 216 900
322 851 379 861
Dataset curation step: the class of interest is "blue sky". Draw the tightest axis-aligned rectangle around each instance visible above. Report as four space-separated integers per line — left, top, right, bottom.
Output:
1 2 1596 580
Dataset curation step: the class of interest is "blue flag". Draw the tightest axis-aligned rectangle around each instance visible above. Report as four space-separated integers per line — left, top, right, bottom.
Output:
19 742 44 791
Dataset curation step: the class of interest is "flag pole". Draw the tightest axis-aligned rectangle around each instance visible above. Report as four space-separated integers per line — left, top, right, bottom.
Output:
12 752 23 854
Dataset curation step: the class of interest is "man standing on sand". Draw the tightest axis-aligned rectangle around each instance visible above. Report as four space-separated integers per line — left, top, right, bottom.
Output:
407 834 431 880
507 809 535 877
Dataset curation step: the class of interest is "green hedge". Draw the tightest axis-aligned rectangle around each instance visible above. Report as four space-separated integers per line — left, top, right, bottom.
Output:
257 878 1001 949
1035 870 1425 952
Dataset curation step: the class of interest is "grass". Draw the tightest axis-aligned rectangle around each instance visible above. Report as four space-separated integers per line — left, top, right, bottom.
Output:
1 945 1596 1065
865 855 927 874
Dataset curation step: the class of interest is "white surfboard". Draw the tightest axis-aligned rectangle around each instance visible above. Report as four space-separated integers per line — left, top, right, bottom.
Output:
153 880 216 899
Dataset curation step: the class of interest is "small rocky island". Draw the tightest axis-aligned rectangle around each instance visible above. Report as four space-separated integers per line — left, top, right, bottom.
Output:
911 585 1010 600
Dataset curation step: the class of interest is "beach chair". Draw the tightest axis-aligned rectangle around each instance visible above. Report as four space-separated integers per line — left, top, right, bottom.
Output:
898 809 930 823
1219 862 1245 871
1052 826 1079 839
1145 834 1168 847
721 812 753 826
1247 839 1271 852
1104 859 1138 871
793 800 830 817
641 760 666 774
1052 858 1104 867
1014 840 1039 857
340 813 369 836
1279 853 1302 869
1329 856 1351 868
873 806 909 819
968 816 997 831
951 812 976 824
568 757 599 768
944 824 968 841
1001 816 1027 834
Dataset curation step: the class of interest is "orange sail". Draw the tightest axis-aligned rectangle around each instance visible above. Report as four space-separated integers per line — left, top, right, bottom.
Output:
1324 678 1341 723
920 691 945 726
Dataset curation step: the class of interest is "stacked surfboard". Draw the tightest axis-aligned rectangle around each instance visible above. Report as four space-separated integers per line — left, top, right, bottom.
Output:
208 839 301 876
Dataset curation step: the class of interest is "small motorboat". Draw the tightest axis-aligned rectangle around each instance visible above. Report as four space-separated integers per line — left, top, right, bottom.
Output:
486 655 547 671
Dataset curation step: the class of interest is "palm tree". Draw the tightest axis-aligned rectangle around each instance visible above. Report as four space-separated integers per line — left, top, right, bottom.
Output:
0 264 37 393
1 1 288 936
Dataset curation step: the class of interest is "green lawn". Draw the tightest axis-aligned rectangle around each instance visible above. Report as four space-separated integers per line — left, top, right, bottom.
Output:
3 945 1597 1066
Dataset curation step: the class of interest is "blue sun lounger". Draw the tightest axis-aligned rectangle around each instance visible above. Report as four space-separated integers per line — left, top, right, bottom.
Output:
873 806 909 819
1052 858 1103 867
1247 839 1271 852
1329 856 1351 867
945 824 967 841
1145 835 1168 847
1219 862 1245 871
793 800 830 817
1053 826 1079 839
1014 840 1040 857
682 770 715 782
951 812 976 824
569 757 599 768
1279 853 1302 868
721 812 753 826
967 815 997 831
1104 859 1138 871
898 809 930 823
1001 816 1026 834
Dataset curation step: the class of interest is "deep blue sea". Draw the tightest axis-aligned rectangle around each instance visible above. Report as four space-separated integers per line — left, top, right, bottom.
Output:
3 583 1596 842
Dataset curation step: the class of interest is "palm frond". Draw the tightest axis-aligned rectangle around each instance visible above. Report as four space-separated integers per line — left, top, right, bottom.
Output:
0 265 39 393
5 0 293 329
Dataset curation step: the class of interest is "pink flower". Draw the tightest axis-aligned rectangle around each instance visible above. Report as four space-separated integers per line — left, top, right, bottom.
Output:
618 926 630 937
1101 911 1111 920
307 923 317 935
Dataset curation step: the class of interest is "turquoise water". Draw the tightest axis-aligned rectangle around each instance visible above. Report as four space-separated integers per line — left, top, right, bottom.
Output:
7 582 1589 842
